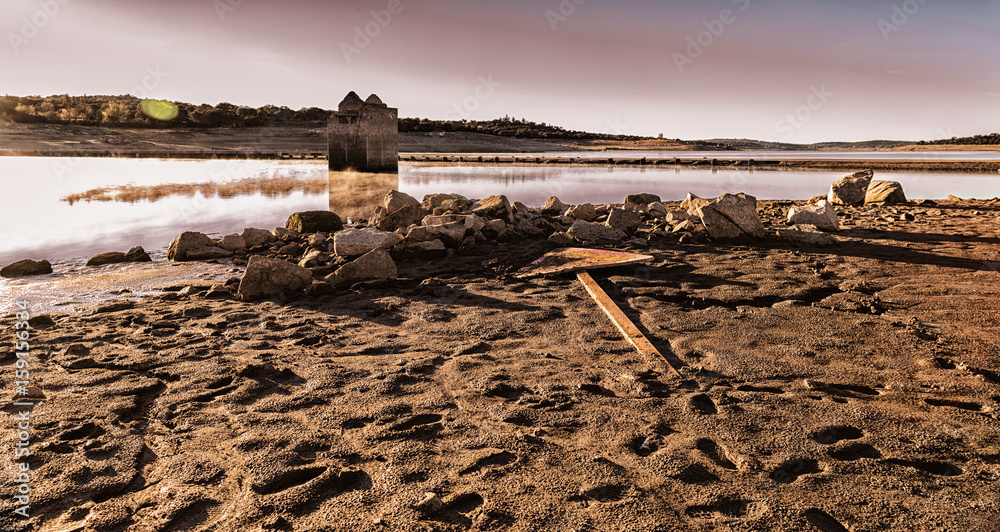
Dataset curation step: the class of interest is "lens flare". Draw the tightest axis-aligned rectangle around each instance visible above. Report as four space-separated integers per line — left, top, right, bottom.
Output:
140 99 179 121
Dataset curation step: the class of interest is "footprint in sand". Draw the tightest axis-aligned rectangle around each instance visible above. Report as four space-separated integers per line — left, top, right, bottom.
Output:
685 498 751 520
802 508 850 532
769 458 821 484
811 425 863 445
695 438 737 470
688 393 718 415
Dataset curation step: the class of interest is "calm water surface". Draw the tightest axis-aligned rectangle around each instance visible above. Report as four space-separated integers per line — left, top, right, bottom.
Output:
1 156 997 264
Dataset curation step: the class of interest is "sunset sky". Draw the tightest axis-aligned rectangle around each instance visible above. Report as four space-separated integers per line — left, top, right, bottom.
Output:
3 0 998 142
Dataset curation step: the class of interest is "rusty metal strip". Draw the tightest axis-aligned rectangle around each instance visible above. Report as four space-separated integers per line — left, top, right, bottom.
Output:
576 271 682 378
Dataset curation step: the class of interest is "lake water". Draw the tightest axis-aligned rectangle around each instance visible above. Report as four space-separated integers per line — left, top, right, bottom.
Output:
412 150 1000 161
1 156 997 264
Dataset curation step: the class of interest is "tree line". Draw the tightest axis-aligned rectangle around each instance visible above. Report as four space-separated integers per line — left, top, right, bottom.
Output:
918 134 1000 146
0 94 644 140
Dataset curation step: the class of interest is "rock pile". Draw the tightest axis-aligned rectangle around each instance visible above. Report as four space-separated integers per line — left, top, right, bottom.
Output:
827 170 907 206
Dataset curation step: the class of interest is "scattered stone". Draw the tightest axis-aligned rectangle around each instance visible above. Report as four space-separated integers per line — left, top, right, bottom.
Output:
647 201 668 219
422 214 486 233
416 492 444 513
372 204 424 232
406 222 467 247
828 170 874 205
334 227 403 257
242 228 276 247
124 246 152 262
238 256 313 300
672 220 697 233
776 225 839 246
167 232 214 261
422 193 468 212
471 195 515 223
272 227 300 241
298 249 327 268
399 239 448 259
512 201 532 215
787 200 839 232
304 281 337 298
665 210 696 223
307 233 329 248
565 203 597 222
330 249 397 289
947 195 962 202
866 180 907 205
682 193 711 215
566 220 627 244
86 252 127 267
605 208 642 233
541 196 568 215
547 231 576 246
285 211 344 234
217 234 247 252
696 193 765 239
276 242 303 256
808 195 827 204
625 193 660 206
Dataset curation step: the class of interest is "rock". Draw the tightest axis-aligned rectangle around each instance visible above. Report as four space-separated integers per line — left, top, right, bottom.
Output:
238 255 313 300
406 222 467 247
605 208 642 233
566 220 627 244
242 227 276 247
828 170 873 205
672 220 697 233
787 200 839 232
696 193 765 239
276 242 303 256
330 249 397 289
665 210 696 223
471 195 514 223
547 231 576 246
682 193 711 215
416 492 444 513
481 219 506 239
776 226 840 246
334 227 402 257
307 233 329 248
272 227 300 241
541 196 568 215
512 201 532 215
372 204 424 232
384 190 420 214
399 239 448 259
625 193 660 206
647 201 668 219
421 214 486 233
285 211 343 234
1 259 53 278
304 281 337 298
217 234 247 252
565 203 597 222
865 180 907 205
124 246 151 262
298 249 327 268
947 195 963 202
186 246 234 261
422 193 469 212
86 251 127 267
808 195 827 204
167 232 214 261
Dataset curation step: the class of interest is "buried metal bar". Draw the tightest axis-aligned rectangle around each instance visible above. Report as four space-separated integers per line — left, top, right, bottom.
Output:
576 271 682 378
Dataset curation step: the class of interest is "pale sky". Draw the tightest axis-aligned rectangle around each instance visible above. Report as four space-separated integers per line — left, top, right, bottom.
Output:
2 0 999 142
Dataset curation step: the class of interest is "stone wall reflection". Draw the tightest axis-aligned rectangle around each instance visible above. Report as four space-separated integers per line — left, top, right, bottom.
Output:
328 170 399 223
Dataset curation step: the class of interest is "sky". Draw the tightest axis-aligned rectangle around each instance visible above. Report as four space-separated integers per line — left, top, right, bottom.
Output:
2 0 999 143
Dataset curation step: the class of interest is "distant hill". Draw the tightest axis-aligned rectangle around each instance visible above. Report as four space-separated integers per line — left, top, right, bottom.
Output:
917 133 1000 146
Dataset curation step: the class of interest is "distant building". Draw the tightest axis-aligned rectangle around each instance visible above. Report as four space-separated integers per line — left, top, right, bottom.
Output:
328 92 398 173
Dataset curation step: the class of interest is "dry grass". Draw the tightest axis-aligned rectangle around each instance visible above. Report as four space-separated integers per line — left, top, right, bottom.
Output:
62 176 328 204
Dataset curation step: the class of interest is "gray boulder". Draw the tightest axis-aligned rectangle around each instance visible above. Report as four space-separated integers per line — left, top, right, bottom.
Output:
471 195 515 223
865 180 907 204
696 193 765 239
605 208 642 233
565 203 597 222
217 234 247 252
421 214 486 233
272 227 300 241
647 201 668 219
384 190 421 214
186 246 234 261
683 193 711 215
422 193 469 212
787 200 839 232
333 227 403 257
625 193 660 206
372 204 424 232
828 170 874 205
238 255 313 300
167 231 214 261
242 228 276 248
1 259 53 278
285 211 343 233
566 220 627 244
541 196 569 215
125 246 152 262
405 222 467 247
86 252 127 267
330 249 397 289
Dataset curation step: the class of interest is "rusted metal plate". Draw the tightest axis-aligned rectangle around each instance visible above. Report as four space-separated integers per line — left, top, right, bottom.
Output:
576 271 681 378
515 248 654 278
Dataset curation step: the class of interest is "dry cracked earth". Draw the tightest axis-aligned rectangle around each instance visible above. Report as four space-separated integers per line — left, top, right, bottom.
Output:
2 199 999 532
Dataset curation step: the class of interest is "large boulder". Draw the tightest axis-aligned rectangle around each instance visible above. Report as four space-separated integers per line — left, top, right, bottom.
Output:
384 190 421 214
86 252 127 267
787 200 839 232
421 214 486 233
167 231 214 261
237 255 313 300
422 193 469 212
217 234 247 252
865 180 907 204
828 170 874 205
625 193 661 206
242 228 276 248
565 203 597 222
682 193 711 215
405 222 467 247
330 249 397 289
541 196 569 216
186 246 234 261
333 227 403 257
372 204 424 232
605 208 642 233
124 246 152 262
696 193 765 239
1 259 52 278
566 220 627 244
285 211 343 234
471 195 515 223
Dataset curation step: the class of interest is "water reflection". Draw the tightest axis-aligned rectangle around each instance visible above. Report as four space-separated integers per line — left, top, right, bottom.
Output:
329 170 399 222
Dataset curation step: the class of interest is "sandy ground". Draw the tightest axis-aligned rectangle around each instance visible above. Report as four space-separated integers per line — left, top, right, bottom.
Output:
1 198 999 531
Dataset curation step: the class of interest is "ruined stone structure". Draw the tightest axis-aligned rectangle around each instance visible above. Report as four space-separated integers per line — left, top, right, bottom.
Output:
328 92 398 173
